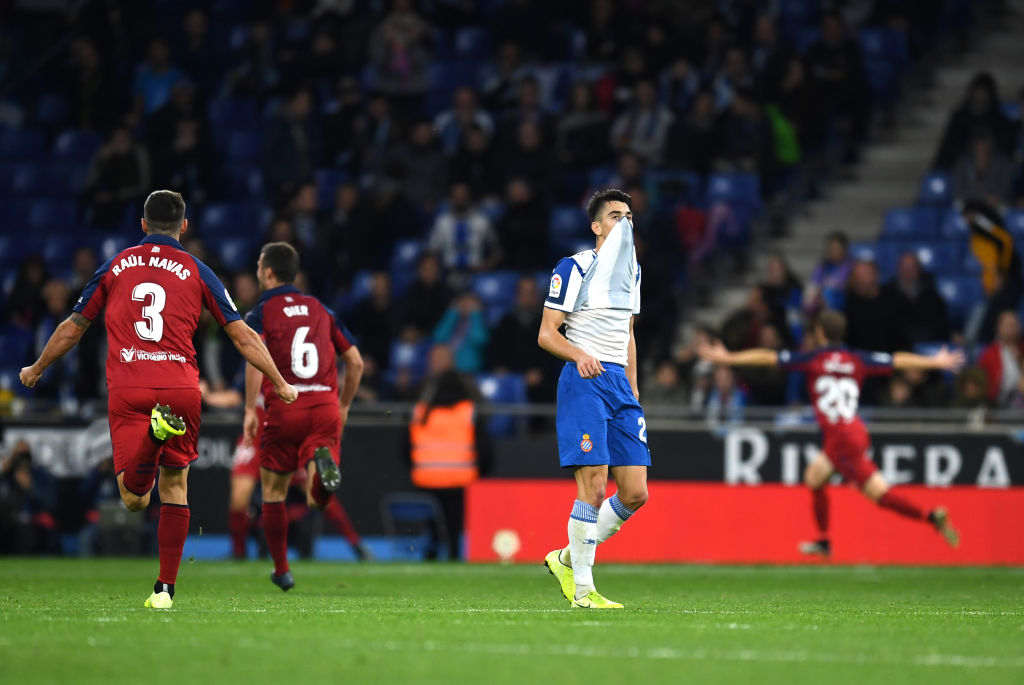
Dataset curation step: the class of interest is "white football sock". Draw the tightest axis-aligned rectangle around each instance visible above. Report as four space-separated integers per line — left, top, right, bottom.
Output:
567 500 598 598
596 493 635 544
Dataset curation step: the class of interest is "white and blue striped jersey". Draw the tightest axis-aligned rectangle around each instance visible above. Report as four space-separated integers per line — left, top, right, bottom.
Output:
543 217 641 365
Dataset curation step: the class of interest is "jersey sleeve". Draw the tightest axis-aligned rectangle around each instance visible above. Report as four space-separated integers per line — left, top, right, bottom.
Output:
632 264 642 315
856 350 895 377
544 257 584 313
190 256 242 326
323 303 354 354
72 257 114 320
777 349 815 372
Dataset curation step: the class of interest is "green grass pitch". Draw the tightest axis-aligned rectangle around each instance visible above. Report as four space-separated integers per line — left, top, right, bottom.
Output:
1 560 1022 684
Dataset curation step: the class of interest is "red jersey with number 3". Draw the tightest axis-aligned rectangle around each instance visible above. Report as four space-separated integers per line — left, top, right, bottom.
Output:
777 346 894 445
244 284 354 413
73 234 241 390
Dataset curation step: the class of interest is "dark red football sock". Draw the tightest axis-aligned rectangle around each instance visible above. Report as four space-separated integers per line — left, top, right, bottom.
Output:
262 501 290 575
878 490 927 521
228 510 250 559
309 471 331 510
157 504 190 585
811 488 830 537
122 429 165 495
323 497 362 546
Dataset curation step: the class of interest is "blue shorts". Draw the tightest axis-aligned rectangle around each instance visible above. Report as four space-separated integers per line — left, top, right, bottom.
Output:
556 362 651 468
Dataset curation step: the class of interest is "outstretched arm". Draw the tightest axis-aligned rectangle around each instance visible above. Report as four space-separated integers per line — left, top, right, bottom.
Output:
893 347 965 372
697 340 780 367
20 313 91 388
225 320 297 404
537 307 605 379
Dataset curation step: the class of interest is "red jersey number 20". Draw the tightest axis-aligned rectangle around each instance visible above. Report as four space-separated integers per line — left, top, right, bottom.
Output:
814 375 859 423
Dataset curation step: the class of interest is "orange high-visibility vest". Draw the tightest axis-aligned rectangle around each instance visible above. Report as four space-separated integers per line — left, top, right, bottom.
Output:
409 400 478 489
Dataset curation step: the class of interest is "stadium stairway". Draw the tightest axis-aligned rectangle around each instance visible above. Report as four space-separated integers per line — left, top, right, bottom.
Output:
690 0 1024 326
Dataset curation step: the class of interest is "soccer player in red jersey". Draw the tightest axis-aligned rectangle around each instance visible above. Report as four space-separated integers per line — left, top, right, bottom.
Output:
242 242 364 590
228 403 371 560
699 309 964 555
19 190 298 608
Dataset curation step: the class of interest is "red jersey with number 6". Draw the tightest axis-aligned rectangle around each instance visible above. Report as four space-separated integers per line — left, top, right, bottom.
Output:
777 346 894 447
73 234 241 390
244 284 354 413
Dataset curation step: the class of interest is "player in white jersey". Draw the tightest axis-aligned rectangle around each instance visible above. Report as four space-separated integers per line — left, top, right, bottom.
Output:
537 189 650 609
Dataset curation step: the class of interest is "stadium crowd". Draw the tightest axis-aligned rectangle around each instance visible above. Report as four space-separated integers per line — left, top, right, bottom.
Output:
1 0 1019 421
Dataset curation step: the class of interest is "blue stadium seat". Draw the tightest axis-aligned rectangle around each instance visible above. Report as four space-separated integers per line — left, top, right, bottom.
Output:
0 229 42 267
1002 101 1021 122
1004 210 1024 243
471 271 520 325
939 208 968 238
207 235 260 272
35 93 69 127
91 233 133 261
389 338 432 379
224 129 261 162
902 241 961 274
880 207 940 240
334 269 376 316
549 205 590 256
52 130 101 163
314 168 350 211
27 200 76 232
199 202 270 237
208 98 259 130
706 172 762 214
41 234 82 267
453 27 490 58
0 129 46 161
651 170 702 206
851 241 901 279
389 239 424 296
11 165 48 196
936 276 985 322
218 165 264 200
793 27 822 55
0 325 34 366
918 171 953 207
476 372 528 437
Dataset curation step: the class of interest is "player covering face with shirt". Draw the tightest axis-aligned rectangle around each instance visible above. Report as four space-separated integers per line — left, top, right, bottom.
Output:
538 189 649 609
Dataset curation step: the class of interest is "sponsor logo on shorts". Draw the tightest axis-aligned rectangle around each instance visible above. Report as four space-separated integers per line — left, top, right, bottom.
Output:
119 347 187 363
549 273 562 298
580 433 593 453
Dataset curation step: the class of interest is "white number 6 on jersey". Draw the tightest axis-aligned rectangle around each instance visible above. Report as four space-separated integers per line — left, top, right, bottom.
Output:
132 282 166 342
291 326 319 379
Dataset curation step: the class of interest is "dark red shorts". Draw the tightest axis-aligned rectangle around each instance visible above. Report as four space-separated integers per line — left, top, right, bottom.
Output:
823 431 878 488
258 403 341 475
108 386 202 486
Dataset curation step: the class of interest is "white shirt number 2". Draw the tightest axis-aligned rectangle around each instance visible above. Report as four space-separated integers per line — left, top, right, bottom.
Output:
132 282 166 342
815 375 859 423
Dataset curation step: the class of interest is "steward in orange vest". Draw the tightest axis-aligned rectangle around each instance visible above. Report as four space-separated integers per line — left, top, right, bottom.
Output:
409 400 478 488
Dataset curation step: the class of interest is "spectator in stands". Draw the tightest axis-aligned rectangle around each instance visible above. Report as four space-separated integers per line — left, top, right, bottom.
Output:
0 441 57 555
761 253 803 342
30 279 74 401
611 46 654 112
499 74 550 144
706 364 747 424
659 57 700 114
881 252 951 346
322 183 371 288
368 0 434 108
284 182 319 248
497 178 549 271
481 42 528 112
740 323 788 406
450 123 499 199
262 86 319 200
351 271 400 373
643 359 688 405
665 88 717 174
79 125 151 228
803 11 872 160
963 199 1024 342
610 80 674 163
714 87 777 188
233 272 261 315
935 72 1016 170
428 183 501 278
433 292 489 374
177 9 225 97
321 76 364 169
133 37 185 115
6 255 49 327
503 120 555 192
358 95 398 175
488 276 556 403
400 253 454 339
804 231 852 312
146 79 206 150
713 47 756 111
68 245 98 295
386 120 448 214
751 14 791 100
954 134 1014 205
954 366 991 409
844 260 905 353
678 325 719 409
883 367 951 408
978 310 1024 407
227 17 278 98
556 82 610 170
721 285 786 352
63 37 121 131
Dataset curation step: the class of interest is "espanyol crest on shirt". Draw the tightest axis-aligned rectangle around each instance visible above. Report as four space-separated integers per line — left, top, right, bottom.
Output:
549 273 562 298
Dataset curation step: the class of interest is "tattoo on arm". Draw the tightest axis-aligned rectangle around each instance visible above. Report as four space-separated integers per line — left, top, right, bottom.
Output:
69 313 91 330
